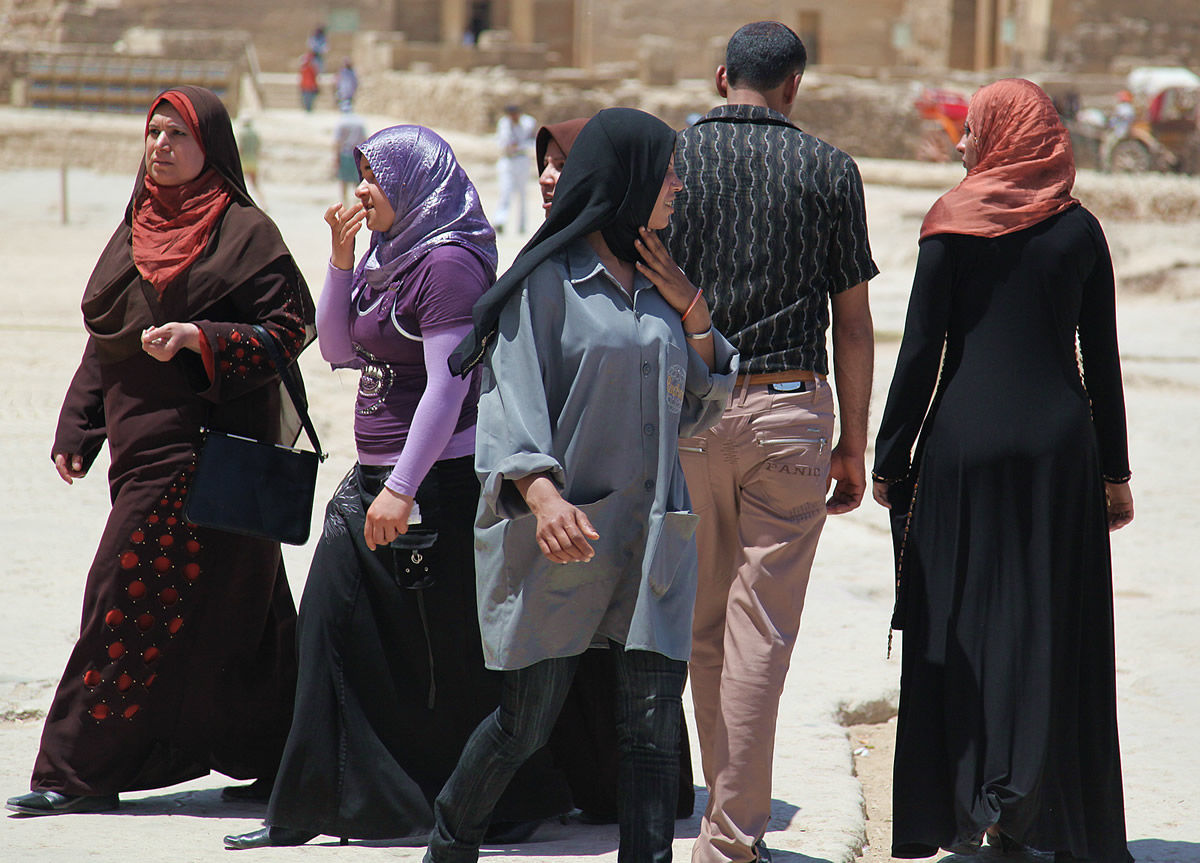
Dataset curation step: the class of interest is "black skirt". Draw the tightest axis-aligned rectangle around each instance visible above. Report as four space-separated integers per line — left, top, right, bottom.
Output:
267 458 571 839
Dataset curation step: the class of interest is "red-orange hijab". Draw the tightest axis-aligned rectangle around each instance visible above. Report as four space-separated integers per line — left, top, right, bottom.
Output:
920 78 1079 241
132 90 234 293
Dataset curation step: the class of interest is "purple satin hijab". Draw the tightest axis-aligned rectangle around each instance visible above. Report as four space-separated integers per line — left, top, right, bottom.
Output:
353 125 497 293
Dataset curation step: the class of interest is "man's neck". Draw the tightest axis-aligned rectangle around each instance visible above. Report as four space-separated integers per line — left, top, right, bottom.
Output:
725 87 792 118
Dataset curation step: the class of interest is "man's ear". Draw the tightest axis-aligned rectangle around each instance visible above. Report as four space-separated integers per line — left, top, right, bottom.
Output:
715 65 729 99
781 71 802 107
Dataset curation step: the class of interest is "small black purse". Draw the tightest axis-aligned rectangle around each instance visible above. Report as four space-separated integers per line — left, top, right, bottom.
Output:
184 325 326 545
384 528 438 590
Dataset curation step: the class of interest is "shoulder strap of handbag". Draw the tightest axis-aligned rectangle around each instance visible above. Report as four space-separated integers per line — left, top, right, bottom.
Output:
252 324 326 461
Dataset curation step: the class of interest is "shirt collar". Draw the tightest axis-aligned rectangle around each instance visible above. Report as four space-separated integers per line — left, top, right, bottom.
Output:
564 236 649 296
699 103 797 128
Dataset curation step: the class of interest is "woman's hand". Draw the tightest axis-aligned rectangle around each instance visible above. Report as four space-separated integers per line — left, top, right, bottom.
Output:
635 227 707 320
364 487 415 551
142 322 201 361
872 480 891 509
325 202 366 271
516 474 599 564
53 452 87 484
1105 481 1134 531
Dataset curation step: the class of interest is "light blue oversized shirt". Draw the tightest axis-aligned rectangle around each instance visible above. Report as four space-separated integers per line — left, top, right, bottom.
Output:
474 238 739 670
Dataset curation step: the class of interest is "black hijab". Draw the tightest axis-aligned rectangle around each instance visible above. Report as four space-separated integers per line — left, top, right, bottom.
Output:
449 107 677 376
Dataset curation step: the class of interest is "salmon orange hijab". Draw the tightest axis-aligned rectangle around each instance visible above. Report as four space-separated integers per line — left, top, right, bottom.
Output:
132 89 235 293
920 78 1079 241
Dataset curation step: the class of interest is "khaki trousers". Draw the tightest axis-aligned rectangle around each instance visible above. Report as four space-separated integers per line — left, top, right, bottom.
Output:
681 380 835 863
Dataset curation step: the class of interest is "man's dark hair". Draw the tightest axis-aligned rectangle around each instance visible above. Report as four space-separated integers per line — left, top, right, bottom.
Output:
725 21 807 91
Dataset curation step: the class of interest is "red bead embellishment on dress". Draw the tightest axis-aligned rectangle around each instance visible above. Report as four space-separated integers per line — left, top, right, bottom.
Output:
131 530 145 544
128 580 147 599
153 556 171 573
144 673 157 689
91 703 109 720
235 348 245 359
183 563 201 581
136 613 155 632
159 587 179 606
160 497 169 506
123 704 140 719
166 516 178 526
168 616 183 635
83 670 102 687
105 609 125 627
185 539 200 555
230 330 241 342
159 534 174 548
120 551 139 570
116 673 133 692
251 355 262 365
148 514 160 524
143 647 161 664
237 365 248 375
108 642 125 660
172 500 183 510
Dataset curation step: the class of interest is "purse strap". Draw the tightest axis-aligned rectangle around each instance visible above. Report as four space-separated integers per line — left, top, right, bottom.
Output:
252 324 326 461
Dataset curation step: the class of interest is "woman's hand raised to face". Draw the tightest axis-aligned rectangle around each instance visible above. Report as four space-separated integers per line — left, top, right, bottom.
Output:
325 202 366 271
634 227 706 318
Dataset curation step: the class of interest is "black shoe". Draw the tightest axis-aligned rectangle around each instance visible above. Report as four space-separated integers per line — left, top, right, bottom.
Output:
222 826 319 850
220 777 273 802
6 790 119 816
753 838 773 862
987 830 1020 855
575 809 618 825
946 833 984 855
482 819 541 845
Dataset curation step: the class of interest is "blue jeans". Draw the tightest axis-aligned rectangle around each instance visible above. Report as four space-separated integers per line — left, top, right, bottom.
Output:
426 643 687 863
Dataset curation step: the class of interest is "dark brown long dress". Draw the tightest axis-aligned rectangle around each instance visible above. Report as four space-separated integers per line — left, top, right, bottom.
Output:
29 86 315 797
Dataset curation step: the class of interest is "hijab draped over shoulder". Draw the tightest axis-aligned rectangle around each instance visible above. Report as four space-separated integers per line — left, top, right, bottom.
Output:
920 78 1079 241
450 107 678 375
351 125 498 295
81 86 312 363
535 118 589 173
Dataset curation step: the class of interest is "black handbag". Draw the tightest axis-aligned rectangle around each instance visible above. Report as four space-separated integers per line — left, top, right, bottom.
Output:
184 325 326 545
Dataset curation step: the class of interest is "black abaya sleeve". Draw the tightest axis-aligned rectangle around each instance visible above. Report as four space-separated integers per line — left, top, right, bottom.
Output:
872 236 955 481
1077 215 1131 482
52 338 107 471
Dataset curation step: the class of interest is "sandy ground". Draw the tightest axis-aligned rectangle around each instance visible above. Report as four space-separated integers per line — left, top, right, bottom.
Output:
1 106 1198 863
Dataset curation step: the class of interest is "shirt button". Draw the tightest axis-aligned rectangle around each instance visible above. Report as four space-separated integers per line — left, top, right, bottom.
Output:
643 423 655 436
642 362 651 376
644 479 655 492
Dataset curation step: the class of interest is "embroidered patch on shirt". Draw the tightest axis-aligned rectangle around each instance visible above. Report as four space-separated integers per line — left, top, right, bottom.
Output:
666 364 686 415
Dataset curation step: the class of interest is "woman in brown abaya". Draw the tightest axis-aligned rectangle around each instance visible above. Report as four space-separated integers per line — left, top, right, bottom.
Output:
6 86 314 816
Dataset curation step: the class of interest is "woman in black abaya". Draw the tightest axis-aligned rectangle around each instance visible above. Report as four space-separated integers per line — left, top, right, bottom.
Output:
872 79 1134 863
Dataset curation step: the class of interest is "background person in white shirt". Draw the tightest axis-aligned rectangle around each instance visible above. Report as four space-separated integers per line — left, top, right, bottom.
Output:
494 105 536 234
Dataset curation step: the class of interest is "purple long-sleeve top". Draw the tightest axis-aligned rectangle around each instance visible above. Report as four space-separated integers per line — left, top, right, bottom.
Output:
316 245 486 497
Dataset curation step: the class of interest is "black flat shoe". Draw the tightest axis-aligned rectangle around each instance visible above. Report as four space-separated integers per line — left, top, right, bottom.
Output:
220 777 274 802
6 790 119 816
482 819 542 845
223 825 319 850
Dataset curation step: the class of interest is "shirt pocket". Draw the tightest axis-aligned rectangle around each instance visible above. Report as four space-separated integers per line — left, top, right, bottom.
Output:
648 510 700 597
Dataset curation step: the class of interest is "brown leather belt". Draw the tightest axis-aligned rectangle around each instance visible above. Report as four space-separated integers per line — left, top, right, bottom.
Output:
736 369 822 385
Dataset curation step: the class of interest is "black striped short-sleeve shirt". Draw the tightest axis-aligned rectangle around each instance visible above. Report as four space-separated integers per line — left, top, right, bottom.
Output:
664 105 878 375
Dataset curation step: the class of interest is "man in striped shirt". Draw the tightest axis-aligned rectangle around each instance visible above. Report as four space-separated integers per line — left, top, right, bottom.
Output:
664 21 878 863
